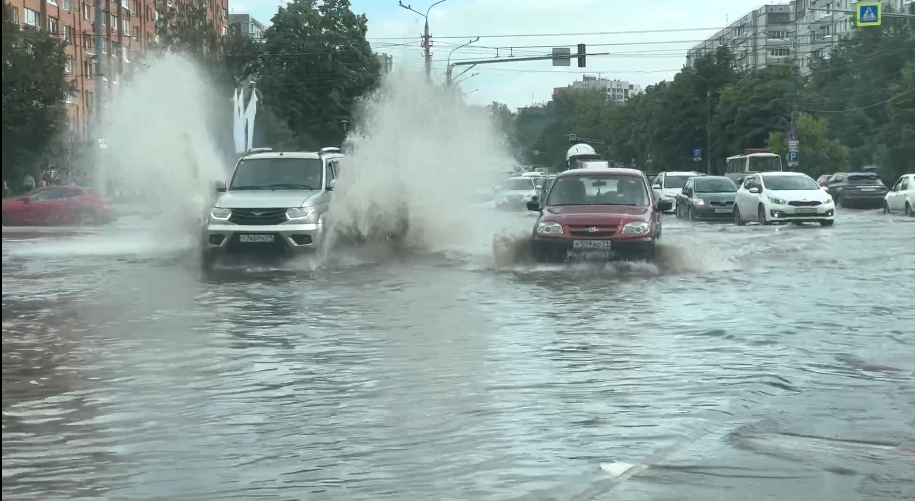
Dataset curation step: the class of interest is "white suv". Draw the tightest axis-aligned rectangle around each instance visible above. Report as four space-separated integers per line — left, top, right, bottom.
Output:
734 172 835 226
200 149 343 269
884 173 914 216
651 171 701 213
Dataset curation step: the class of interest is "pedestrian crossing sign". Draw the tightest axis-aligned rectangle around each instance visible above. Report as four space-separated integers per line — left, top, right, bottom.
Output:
856 2 882 27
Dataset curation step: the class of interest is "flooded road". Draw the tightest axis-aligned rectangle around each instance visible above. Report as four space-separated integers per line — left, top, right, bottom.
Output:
3 209 914 501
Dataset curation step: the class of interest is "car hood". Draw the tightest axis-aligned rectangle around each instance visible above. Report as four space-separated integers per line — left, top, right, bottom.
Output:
216 190 319 208
695 192 737 202
661 188 683 198
544 205 651 224
767 189 831 202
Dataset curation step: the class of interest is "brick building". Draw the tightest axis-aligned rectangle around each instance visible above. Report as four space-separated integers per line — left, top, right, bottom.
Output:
5 0 229 138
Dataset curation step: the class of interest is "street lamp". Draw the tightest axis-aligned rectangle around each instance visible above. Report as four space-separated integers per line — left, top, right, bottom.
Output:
446 37 479 85
398 0 450 83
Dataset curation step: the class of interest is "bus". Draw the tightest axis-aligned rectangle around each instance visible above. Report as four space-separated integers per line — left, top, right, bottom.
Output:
724 150 783 183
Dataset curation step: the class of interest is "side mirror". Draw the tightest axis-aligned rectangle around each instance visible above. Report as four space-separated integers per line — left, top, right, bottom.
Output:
821 186 828 191
657 199 673 212
327 179 337 191
21 197 31 204
748 187 760 194
652 183 661 189
215 180 227 193
681 188 690 196
526 200 541 212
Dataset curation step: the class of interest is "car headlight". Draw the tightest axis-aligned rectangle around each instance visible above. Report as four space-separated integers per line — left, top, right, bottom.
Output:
286 207 315 220
210 207 232 220
691 198 706 206
821 197 833 205
768 196 787 205
621 222 651 235
536 221 563 234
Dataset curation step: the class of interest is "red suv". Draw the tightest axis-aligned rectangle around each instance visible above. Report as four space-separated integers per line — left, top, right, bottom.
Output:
527 168 672 261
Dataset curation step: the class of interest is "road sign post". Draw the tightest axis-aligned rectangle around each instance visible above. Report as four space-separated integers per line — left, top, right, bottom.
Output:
856 2 882 27
693 148 702 162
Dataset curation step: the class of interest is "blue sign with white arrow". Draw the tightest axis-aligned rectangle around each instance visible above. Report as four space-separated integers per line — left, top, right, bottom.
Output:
693 148 702 161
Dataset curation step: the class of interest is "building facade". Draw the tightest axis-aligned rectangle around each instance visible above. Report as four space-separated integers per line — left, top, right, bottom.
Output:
686 3 795 72
227 12 262 39
5 0 229 139
553 76 643 104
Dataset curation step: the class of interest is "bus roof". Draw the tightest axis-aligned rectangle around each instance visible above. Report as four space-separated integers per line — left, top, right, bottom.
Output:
726 152 779 160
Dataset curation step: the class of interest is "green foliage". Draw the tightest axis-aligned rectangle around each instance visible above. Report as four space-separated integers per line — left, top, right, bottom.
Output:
769 114 849 178
507 20 914 179
2 2 70 182
257 0 381 147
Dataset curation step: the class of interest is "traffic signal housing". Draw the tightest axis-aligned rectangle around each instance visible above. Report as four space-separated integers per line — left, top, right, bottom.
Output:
577 44 586 67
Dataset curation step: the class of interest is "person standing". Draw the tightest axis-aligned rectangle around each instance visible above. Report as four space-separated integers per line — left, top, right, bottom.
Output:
22 174 35 194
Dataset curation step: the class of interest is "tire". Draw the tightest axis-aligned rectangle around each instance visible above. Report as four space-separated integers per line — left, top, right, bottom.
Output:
906 202 913 217
834 196 841 209
734 206 746 226
758 205 771 225
883 201 891 214
675 202 682 219
200 250 216 272
819 220 835 227
688 206 696 221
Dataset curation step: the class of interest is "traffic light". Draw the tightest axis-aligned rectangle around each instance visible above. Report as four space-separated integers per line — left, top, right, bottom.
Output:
577 43 586 67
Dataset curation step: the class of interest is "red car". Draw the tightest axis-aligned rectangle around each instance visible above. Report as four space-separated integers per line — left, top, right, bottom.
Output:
2 185 115 226
527 168 673 261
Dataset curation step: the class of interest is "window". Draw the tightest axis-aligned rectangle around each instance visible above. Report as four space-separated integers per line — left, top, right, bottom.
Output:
222 25 227 35
83 3 91 20
83 33 92 50
64 25 74 44
25 8 40 27
62 0 73 12
65 57 75 74
9 6 20 24
48 16 58 34
229 158 325 190
112 41 119 56
110 13 117 30
768 48 790 57
122 18 128 34
901 177 910 191
83 59 93 78
325 161 337 187
121 0 129 10
48 0 58 6
101 38 108 54
130 0 138 15
66 89 77 103
663 175 694 189
131 25 139 39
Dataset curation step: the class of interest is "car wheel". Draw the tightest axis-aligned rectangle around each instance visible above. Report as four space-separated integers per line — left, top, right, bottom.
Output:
674 203 681 219
906 202 913 217
883 201 891 214
834 196 841 209
200 249 216 272
758 205 771 225
734 206 745 226
688 206 697 221
819 220 835 227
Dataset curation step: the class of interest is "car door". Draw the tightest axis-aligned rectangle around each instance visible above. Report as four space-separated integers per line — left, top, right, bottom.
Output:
896 175 912 211
16 188 60 225
651 173 665 201
736 176 756 216
887 176 904 211
678 178 693 213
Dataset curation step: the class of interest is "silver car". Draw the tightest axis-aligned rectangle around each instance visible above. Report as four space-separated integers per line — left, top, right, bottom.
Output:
200 150 342 268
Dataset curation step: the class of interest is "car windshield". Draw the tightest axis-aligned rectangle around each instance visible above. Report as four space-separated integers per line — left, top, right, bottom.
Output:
695 178 737 193
847 174 884 186
229 157 323 190
663 175 693 189
748 156 782 172
764 175 819 191
546 175 648 206
504 178 535 191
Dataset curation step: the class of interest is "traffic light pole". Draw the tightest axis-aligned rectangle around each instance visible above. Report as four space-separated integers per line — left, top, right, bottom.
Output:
446 50 603 85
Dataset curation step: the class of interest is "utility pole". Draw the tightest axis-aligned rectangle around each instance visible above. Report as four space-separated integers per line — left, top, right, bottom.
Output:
399 1 449 83
706 86 711 175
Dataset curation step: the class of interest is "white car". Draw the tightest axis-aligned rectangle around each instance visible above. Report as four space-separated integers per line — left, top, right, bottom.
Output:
651 171 701 213
733 172 835 226
495 176 538 210
884 173 914 216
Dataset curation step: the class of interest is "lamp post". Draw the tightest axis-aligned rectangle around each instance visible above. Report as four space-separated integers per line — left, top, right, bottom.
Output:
446 37 480 85
398 0 450 83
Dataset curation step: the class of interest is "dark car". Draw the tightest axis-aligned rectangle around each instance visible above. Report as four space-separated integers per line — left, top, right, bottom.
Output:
824 172 888 209
675 176 738 220
526 168 673 262
2 185 115 226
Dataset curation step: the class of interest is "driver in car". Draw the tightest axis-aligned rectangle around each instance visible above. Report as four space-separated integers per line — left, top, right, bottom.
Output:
615 178 647 205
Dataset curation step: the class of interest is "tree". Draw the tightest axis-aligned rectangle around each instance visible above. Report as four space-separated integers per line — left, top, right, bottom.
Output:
769 114 849 178
258 0 381 147
877 61 915 181
2 2 70 185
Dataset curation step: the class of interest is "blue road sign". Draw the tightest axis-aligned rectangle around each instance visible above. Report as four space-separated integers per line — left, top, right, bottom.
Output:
787 151 799 166
788 129 797 141
856 2 882 27
693 148 702 161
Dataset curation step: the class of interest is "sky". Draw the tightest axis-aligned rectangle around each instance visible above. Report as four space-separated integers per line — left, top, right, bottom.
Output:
228 0 780 109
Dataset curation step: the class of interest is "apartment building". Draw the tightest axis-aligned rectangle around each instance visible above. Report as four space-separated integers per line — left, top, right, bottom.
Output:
795 0 910 74
227 12 262 39
553 76 644 104
686 3 796 72
5 0 229 138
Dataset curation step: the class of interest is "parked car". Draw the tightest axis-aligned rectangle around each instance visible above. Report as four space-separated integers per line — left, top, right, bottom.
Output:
733 172 835 226
526 168 672 262
650 171 701 213
824 171 888 209
675 176 738 220
884 173 914 216
2 185 115 226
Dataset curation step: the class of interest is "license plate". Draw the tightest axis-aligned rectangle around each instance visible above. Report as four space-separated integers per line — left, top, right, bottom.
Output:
573 240 612 249
715 208 732 213
239 234 274 243
796 208 817 214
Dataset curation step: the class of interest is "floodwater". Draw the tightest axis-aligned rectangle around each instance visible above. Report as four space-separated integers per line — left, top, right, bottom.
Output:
3 208 914 501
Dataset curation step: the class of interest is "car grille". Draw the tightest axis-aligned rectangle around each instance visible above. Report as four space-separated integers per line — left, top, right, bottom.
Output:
568 225 617 238
228 208 288 225
788 201 821 207
709 200 732 206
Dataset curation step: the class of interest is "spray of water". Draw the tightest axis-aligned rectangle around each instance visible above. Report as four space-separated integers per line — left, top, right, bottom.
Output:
98 53 226 241
326 71 516 255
